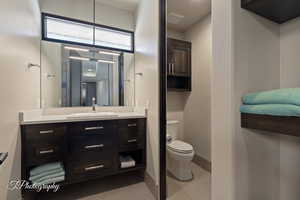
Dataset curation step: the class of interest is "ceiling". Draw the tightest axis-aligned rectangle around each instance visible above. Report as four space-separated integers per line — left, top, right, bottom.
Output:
167 0 211 32
95 0 139 12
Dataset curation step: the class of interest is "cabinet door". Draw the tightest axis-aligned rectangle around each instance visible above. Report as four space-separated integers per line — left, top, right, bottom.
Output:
172 47 190 75
167 38 191 77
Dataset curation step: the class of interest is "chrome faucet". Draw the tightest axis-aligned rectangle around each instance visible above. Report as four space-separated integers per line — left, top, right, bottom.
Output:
92 97 96 111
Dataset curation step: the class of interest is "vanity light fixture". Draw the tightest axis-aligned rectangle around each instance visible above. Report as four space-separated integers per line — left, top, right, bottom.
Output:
69 56 90 61
98 51 120 56
97 59 115 64
64 46 89 52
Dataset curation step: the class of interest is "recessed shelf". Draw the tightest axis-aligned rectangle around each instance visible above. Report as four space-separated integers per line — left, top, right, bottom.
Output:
118 165 146 173
167 76 191 92
241 0 300 24
241 113 300 137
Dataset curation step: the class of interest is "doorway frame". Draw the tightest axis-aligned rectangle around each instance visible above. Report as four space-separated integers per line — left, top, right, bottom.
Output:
159 0 167 199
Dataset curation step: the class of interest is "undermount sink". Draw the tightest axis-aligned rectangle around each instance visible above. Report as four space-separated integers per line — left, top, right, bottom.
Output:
67 112 118 119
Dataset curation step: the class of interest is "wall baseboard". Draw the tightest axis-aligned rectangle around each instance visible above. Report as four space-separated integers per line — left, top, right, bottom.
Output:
193 154 211 173
144 172 159 200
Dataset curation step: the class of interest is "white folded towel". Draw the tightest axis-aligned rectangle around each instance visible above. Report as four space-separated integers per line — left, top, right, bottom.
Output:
120 156 136 169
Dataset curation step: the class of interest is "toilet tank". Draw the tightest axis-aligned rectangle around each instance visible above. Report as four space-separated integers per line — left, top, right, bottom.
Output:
167 120 179 140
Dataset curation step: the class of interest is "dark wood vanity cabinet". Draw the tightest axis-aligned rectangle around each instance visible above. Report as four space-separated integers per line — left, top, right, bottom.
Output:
22 124 67 167
118 119 146 152
21 118 146 194
167 38 192 91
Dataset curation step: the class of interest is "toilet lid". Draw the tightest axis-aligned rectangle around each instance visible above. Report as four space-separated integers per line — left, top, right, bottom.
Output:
167 140 193 154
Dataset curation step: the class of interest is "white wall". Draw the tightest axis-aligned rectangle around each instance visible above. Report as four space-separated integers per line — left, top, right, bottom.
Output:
183 15 212 161
41 42 62 107
166 16 212 161
211 0 235 198
212 0 300 200
0 0 41 199
280 19 300 87
232 1 281 199
166 28 186 140
167 28 184 40
166 93 186 140
279 18 300 200
95 1 135 31
39 0 135 31
124 54 135 106
135 0 160 187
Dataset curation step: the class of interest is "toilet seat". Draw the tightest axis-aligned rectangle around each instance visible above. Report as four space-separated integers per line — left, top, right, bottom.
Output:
167 140 193 154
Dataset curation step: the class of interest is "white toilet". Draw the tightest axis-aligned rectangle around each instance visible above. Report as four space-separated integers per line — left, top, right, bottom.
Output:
167 120 194 181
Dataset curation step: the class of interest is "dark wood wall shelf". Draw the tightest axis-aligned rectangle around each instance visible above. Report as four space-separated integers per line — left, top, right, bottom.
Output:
241 113 300 137
241 0 300 24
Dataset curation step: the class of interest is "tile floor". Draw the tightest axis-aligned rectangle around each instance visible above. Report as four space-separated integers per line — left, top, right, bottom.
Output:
34 163 210 200
37 172 155 200
167 163 211 200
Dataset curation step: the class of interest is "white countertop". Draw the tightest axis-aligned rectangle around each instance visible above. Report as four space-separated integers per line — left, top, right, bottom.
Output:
20 108 147 125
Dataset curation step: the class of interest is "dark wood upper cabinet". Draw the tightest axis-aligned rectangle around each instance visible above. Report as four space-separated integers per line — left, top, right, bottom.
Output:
167 38 191 77
167 38 192 91
241 0 300 24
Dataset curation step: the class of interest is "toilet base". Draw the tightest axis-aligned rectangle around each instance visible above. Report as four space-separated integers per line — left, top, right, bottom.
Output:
167 150 194 181
167 170 194 182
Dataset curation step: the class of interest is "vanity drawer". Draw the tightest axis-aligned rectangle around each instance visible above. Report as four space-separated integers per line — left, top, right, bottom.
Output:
67 157 116 180
68 121 116 138
118 119 146 151
68 136 115 155
23 124 66 142
26 143 64 166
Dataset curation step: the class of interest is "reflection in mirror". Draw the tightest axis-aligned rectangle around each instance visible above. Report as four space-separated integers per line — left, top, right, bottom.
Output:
166 0 211 199
41 42 135 107
39 0 137 108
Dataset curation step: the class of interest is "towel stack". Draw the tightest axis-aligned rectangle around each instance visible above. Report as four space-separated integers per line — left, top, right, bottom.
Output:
29 162 65 186
240 88 300 117
120 156 136 169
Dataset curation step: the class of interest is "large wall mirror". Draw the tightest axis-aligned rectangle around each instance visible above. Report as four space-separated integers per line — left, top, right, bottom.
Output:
39 0 137 108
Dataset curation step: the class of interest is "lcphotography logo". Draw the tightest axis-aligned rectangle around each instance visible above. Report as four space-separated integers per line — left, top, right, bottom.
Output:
8 180 60 192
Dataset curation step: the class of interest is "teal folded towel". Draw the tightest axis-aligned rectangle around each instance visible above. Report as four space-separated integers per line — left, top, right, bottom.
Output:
30 162 63 177
29 168 63 181
240 104 300 117
242 88 300 106
30 171 65 183
33 176 65 186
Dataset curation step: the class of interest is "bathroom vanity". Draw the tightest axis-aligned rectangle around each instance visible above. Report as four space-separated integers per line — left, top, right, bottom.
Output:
20 111 147 195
